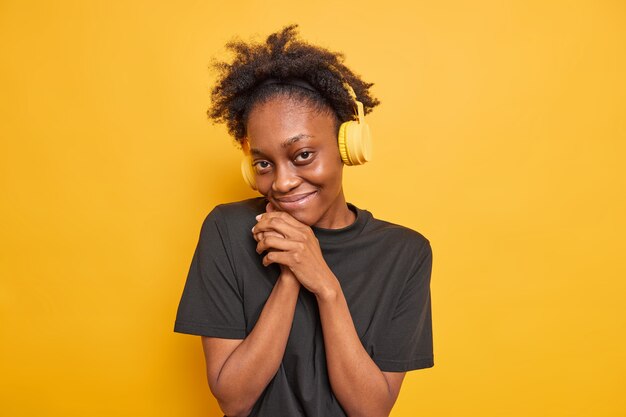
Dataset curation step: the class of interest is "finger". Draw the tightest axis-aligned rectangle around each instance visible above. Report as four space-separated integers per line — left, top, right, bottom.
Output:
256 211 304 229
262 250 293 268
253 229 284 242
255 222 302 243
255 215 307 238
251 202 275 242
256 235 301 254
252 229 268 242
263 230 284 239
253 216 296 238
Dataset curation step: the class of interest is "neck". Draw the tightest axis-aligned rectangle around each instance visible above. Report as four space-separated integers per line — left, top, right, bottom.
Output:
315 194 356 229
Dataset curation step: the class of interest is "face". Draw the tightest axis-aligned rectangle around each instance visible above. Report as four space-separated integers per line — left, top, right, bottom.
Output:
245 96 352 229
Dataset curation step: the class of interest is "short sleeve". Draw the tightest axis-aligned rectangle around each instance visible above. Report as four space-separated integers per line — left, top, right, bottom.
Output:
374 241 434 372
174 207 246 339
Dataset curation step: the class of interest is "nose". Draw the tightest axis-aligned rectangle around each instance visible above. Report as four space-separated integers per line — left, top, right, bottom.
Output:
271 163 301 194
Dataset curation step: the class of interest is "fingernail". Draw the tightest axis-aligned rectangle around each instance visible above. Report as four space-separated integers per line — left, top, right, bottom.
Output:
251 226 255 233
256 214 263 220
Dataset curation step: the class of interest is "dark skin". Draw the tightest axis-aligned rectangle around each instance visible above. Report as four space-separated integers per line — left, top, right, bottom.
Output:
202 96 405 417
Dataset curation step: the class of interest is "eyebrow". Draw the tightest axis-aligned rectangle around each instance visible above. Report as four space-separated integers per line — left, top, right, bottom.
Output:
250 133 313 157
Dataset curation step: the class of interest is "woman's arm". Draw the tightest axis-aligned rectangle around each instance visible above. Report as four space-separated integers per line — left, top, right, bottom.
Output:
316 277 406 417
201 269 300 417
254 212 406 416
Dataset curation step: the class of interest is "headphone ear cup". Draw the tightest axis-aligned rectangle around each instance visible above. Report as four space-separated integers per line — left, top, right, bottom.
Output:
241 156 257 190
338 120 372 165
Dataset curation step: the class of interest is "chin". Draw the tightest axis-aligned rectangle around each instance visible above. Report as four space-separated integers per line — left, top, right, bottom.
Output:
297 213 321 227
281 207 319 227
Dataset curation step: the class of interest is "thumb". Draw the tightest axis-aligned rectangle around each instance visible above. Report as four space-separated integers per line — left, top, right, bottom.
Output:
266 202 277 213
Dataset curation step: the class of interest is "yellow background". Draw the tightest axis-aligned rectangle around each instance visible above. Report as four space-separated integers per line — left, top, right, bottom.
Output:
1 0 624 416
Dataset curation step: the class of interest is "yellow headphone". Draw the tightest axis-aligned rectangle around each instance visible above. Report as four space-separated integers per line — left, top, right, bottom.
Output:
240 78 372 190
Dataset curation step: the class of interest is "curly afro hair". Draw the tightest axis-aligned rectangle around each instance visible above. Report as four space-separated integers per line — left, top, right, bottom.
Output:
208 24 380 144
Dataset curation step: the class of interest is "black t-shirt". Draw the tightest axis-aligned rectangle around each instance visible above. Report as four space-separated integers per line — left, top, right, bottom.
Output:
174 198 433 416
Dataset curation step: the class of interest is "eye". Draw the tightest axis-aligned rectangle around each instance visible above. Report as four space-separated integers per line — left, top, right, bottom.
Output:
253 160 272 174
294 151 313 163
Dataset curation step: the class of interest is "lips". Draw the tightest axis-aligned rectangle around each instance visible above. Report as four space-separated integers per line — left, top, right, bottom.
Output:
273 191 317 210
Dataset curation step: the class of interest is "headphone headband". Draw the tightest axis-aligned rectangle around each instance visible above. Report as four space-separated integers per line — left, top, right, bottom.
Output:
256 77 319 94
257 77 362 122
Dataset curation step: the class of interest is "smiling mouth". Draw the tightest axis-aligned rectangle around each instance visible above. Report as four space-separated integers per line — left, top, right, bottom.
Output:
273 191 318 210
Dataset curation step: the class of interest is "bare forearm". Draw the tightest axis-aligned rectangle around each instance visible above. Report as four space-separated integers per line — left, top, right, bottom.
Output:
253 210 401 415
316 282 396 417
213 274 300 416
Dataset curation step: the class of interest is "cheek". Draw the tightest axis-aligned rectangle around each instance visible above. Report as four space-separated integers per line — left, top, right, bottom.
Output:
255 177 272 195
310 155 343 188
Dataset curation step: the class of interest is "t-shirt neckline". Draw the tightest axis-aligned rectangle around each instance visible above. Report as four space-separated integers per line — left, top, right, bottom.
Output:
311 203 370 244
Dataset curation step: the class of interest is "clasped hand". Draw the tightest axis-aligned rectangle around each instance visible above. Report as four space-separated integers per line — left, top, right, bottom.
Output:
252 204 335 296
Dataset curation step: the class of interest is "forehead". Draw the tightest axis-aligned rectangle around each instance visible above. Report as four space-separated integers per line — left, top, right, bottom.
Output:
245 96 337 149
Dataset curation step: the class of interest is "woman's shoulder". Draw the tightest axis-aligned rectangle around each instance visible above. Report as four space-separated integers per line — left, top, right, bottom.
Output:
362 207 428 240
350 206 432 276
361 208 431 252
212 197 266 218
200 197 266 235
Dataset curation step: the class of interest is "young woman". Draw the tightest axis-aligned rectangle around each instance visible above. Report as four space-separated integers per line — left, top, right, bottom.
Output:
175 25 433 417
